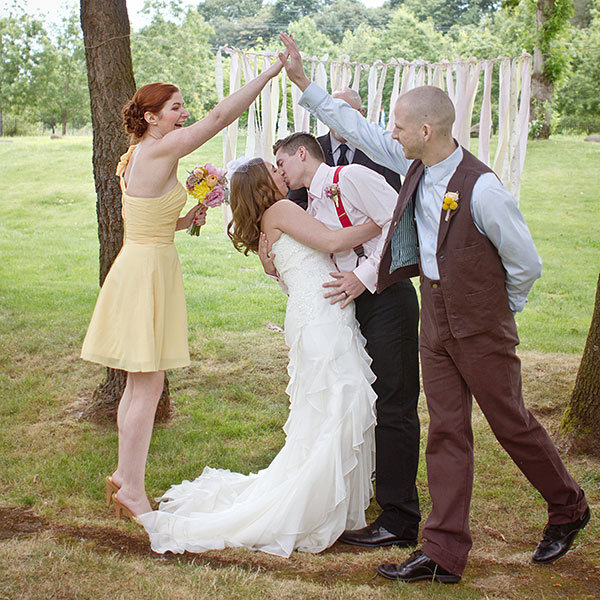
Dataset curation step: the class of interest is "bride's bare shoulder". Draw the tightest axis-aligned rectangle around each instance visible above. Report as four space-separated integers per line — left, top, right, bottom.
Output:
263 199 303 219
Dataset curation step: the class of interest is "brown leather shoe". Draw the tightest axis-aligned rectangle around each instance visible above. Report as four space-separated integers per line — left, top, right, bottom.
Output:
532 507 590 564
338 522 417 547
377 550 461 583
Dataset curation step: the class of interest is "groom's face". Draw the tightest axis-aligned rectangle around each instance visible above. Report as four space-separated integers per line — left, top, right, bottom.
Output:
275 148 304 191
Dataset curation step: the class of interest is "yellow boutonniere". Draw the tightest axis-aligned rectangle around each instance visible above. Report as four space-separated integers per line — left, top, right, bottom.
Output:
442 191 459 222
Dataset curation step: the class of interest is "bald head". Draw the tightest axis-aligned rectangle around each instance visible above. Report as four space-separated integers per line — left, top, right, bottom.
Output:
396 86 455 135
332 87 362 111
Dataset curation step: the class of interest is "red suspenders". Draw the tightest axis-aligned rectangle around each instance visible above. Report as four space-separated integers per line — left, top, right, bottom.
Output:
331 166 365 258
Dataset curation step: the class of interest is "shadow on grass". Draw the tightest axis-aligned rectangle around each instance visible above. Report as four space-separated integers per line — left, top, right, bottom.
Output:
2 505 599 598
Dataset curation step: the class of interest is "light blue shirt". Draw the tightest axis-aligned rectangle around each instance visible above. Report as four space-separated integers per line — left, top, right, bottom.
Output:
300 82 543 312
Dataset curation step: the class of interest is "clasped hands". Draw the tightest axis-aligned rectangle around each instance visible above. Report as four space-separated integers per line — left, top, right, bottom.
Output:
258 233 366 309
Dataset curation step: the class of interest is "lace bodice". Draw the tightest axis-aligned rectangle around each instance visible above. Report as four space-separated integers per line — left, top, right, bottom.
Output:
272 234 355 336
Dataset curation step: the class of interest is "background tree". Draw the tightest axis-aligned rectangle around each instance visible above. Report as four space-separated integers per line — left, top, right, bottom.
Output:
198 0 264 20
269 0 330 24
35 9 89 135
555 0 600 133
132 4 216 118
314 0 387 43
80 0 170 420
504 0 573 139
0 10 46 135
197 0 276 49
571 0 593 25
387 0 500 31
561 274 600 454
287 16 335 58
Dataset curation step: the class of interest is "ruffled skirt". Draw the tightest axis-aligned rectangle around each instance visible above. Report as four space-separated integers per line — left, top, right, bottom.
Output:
138 315 376 557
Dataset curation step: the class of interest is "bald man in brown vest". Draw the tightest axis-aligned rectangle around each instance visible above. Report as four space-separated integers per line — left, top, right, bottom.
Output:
279 32 591 584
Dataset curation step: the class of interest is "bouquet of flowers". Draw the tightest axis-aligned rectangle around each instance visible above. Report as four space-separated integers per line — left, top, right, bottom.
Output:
185 163 228 235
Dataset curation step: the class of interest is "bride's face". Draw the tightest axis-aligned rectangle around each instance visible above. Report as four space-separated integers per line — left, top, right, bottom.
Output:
266 162 288 197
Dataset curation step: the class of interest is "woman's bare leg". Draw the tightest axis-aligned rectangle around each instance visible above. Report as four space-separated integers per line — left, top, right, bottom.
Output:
111 374 135 488
114 370 165 515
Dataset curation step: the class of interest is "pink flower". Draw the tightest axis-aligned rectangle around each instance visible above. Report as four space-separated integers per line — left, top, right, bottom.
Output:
186 174 200 190
204 163 219 176
204 186 225 207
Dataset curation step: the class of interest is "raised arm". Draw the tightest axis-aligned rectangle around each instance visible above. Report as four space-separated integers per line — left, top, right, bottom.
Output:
263 200 380 254
278 33 409 175
158 56 286 159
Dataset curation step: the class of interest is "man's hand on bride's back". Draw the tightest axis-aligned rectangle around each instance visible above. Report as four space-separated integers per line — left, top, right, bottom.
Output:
258 232 278 277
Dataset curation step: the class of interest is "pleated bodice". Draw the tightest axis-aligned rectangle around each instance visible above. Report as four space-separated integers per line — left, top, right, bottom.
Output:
122 184 187 246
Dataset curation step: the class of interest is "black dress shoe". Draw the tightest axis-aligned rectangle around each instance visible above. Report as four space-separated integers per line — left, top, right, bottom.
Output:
532 507 591 564
338 522 417 547
377 550 461 583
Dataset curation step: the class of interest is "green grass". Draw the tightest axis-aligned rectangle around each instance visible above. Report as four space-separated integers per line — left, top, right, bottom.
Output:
518 136 599 352
0 135 599 599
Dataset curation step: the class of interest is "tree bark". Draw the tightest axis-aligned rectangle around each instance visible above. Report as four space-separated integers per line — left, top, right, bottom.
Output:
531 0 554 139
561 273 600 454
80 0 170 421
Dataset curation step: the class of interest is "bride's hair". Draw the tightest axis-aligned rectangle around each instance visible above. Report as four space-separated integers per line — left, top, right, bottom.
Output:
122 82 179 139
227 160 282 255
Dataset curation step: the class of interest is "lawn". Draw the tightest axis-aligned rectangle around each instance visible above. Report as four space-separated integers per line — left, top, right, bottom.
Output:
0 134 598 600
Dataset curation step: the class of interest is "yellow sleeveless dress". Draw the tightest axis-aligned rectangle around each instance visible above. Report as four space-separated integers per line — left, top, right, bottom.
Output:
81 146 191 372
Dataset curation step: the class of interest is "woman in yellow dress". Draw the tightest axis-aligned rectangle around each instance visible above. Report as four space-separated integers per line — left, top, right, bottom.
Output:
81 55 286 519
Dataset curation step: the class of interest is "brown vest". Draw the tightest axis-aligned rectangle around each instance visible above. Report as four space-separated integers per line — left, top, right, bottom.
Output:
377 147 511 338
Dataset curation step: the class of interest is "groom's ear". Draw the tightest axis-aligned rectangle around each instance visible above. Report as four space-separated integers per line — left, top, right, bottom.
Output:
297 146 307 161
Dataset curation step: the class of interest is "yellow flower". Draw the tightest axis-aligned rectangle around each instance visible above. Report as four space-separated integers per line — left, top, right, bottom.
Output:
189 180 212 201
442 191 459 221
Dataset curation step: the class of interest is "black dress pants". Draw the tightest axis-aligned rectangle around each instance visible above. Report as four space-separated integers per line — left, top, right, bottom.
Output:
354 279 421 535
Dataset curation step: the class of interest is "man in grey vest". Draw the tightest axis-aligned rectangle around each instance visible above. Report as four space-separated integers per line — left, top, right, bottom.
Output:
278 32 590 584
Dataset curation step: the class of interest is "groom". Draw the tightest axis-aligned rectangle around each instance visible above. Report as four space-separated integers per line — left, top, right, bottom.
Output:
278 32 590 583
286 87 402 210
262 131 422 548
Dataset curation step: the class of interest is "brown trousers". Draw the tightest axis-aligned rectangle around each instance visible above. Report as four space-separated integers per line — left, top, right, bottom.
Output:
418 277 588 576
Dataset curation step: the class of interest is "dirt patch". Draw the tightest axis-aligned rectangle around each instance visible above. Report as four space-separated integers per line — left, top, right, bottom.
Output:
0 506 45 540
0 505 599 597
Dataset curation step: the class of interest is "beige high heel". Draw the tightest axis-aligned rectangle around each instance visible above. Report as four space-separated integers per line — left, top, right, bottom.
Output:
112 493 137 523
105 476 120 507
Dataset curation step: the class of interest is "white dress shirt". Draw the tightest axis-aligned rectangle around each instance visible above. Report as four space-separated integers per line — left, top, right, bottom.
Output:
308 162 397 294
300 82 543 312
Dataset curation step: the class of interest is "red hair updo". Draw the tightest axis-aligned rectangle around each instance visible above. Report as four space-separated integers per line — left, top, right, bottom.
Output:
121 82 179 139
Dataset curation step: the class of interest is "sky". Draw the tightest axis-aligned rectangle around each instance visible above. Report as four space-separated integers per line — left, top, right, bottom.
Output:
1 0 387 31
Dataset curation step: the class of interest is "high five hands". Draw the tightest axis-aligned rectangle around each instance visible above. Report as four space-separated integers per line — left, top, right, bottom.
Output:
278 33 311 92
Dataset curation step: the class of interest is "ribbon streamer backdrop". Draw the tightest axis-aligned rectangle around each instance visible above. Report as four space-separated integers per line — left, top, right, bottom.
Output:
216 48 532 225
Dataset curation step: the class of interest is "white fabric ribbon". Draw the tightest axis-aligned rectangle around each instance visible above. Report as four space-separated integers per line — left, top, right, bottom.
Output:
478 60 493 165
216 48 533 208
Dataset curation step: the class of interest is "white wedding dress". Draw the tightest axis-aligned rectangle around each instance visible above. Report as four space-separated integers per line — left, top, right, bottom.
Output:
138 234 376 557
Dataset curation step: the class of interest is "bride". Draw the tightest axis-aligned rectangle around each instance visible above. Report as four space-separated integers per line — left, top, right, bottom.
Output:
138 157 380 557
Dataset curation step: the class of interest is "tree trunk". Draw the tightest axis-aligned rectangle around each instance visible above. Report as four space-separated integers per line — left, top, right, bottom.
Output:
80 0 170 421
61 108 67 136
531 0 554 139
561 273 600 454
0 109 3 136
